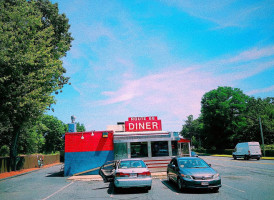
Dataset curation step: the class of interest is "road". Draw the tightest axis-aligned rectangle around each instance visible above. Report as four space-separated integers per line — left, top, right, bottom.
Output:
0 156 273 200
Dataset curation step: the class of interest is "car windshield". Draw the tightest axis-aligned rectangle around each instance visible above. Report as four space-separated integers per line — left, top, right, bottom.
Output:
118 160 146 169
178 159 209 168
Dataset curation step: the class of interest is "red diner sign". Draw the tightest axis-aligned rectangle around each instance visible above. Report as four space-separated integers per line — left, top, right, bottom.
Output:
125 116 162 132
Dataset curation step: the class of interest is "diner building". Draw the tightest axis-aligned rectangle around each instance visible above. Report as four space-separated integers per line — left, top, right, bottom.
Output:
107 116 190 160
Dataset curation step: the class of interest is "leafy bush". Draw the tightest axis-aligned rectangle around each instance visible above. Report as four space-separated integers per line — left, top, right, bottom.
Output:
0 145 10 157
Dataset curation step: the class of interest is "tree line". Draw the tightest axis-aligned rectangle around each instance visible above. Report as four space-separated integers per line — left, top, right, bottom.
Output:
180 86 274 150
0 114 86 157
0 0 74 170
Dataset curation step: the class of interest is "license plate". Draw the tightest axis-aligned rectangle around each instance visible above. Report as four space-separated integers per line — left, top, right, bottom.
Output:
130 173 137 177
201 182 209 186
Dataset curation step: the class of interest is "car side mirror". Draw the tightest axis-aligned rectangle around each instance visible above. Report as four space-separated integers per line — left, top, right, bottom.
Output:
208 164 211 167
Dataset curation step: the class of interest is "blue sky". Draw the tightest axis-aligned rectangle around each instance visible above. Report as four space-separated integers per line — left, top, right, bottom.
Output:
49 0 274 131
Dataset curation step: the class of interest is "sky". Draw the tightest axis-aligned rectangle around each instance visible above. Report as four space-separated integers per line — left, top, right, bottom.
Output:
49 0 274 132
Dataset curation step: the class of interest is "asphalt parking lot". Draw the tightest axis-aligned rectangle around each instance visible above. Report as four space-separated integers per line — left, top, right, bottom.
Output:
1 156 274 200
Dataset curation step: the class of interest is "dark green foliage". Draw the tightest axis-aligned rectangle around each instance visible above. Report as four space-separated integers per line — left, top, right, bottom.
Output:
201 87 250 149
76 122 86 132
181 86 273 150
0 0 73 170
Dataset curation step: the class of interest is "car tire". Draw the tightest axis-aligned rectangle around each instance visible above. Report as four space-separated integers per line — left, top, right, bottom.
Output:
113 185 120 193
244 155 248 160
257 157 260 160
177 178 183 192
233 155 237 160
212 187 219 193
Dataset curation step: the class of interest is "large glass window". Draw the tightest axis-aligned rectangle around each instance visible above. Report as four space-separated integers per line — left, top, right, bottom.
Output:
114 143 128 160
172 141 178 156
130 142 148 158
151 141 169 157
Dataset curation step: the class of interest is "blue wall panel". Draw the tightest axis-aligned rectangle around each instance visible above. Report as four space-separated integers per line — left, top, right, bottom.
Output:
64 150 114 176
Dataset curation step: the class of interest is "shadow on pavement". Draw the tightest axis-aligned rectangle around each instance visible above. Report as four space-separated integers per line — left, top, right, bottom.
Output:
161 180 218 194
46 171 64 177
106 182 148 195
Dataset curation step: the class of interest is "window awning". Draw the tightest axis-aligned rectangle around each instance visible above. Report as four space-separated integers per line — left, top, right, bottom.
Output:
178 138 190 143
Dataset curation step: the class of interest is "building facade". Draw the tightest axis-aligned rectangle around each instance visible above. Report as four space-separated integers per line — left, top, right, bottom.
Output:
107 116 190 160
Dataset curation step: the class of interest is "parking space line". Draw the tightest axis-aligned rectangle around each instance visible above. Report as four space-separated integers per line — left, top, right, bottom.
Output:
42 181 74 200
223 184 245 193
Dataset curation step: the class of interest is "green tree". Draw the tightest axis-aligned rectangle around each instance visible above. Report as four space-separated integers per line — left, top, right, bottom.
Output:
201 86 250 149
0 0 72 170
40 115 66 153
243 97 274 144
76 122 86 132
180 115 203 148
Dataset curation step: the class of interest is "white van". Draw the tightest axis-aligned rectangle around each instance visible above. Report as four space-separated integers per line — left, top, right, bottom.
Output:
232 142 262 160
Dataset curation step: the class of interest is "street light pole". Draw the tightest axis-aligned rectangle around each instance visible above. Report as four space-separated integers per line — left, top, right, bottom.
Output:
259 117 265 157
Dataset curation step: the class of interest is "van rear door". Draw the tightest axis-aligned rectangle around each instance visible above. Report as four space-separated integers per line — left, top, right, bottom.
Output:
249 145 261 155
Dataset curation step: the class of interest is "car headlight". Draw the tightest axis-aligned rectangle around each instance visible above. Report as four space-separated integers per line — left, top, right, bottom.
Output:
181 174 193 180
213 173 220 179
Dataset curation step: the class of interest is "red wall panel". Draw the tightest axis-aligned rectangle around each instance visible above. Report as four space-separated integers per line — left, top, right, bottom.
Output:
65 131 114 153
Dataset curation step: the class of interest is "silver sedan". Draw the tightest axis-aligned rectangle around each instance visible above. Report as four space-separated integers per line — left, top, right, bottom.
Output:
99 159 152 192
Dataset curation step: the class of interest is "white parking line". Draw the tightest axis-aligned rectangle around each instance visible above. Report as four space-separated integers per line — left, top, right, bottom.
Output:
42 181 74 200
223 184 245 193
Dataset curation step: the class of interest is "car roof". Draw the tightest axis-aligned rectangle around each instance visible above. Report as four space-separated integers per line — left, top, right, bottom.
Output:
119 158 144 161
176 157 201 160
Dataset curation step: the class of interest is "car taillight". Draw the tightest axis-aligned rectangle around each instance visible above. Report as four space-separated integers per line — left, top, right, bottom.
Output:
138 171 151 177
248 150 250 155
116 172 130 177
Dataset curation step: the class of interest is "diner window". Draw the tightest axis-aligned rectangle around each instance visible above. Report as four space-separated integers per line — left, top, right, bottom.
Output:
130 142 148 158
114 143 127 160
172 141 178 156
151 141 169 157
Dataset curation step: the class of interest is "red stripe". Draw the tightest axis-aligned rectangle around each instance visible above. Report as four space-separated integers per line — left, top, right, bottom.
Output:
144 159 171 162
65 131 114 153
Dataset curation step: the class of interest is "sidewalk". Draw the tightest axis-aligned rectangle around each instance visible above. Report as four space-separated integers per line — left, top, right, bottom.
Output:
0 163 62 180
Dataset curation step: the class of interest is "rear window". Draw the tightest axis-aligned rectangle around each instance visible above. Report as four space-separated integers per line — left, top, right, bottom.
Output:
178 159 209 168
118 160 147 169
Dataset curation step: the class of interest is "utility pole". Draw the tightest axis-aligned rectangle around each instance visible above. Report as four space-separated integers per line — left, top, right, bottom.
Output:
259 117 265 157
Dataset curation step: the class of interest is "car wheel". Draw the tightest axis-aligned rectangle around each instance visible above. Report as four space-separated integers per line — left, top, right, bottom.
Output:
167 172 171 182
257 157 260 160
233 155 237 160
177 178 183 191
244 155 248 160
212 187 219 193
113 184 120 193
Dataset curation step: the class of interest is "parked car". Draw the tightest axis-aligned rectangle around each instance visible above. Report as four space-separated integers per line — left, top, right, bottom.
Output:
191 151 198 157
99 159 152 192
232 142 262 160
167 157 221 192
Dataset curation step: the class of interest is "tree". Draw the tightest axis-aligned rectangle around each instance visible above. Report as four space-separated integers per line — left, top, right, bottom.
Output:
40 115 66 153
180 115 203 148
76 122 86 132
200 86 250 149
0 0 72 170
243 97 274 144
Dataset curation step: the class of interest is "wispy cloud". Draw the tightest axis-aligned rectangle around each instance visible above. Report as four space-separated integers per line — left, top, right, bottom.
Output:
222 46 274 64
163 0 272 29
247 85 274 95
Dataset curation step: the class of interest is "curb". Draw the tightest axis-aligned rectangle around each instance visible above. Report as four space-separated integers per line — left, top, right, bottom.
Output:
0 168 40 182
0 163 62 182
210 155 274 160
